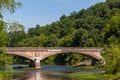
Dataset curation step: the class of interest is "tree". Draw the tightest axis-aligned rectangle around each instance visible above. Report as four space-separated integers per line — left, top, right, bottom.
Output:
0 0 22 47
6 21 26 47
58 35 73 47
72 28 89 47
0 0 22 13
0 0 22 72
0 20 8 47
106 0 120 9
104 15 120 44
0 50 13 70
6 21 24 32
103 44 120 74
0 0 22 79
45 34 58 47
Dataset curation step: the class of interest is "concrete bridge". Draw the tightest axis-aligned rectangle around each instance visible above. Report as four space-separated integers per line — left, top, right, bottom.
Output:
1 47 103 69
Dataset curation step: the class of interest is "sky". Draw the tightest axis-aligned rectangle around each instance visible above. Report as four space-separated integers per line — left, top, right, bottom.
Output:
3 0 106 31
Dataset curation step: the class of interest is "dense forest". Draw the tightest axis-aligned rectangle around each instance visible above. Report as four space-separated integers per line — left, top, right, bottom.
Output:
4 0 120 65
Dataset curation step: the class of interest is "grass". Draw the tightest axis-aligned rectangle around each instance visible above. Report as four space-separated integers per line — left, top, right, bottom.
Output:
74 65 96 69
0 70 22 75
66 72 110 80
0 70 22 80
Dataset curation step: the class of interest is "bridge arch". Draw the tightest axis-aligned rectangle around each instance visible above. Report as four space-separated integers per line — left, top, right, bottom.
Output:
7 52 34 61
41 51 102 61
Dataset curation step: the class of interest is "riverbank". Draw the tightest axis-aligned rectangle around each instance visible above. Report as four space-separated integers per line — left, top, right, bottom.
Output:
63 65 110 80
66 72 109 80
0 70 22 80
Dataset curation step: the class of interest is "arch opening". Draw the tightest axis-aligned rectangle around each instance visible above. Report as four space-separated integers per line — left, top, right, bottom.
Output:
11 55 33 64
41 52 100 66
7 53 35 68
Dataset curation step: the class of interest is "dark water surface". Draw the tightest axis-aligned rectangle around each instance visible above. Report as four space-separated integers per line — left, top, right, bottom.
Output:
13 65 104 80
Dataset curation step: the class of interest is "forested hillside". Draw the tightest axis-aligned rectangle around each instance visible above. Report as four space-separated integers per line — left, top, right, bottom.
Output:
6 0 120 65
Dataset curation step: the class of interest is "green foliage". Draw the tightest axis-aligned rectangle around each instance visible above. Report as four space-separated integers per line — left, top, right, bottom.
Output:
0 0 22 13
102 13 120 77
0 50 13 70
0 2 13 70
58 35 73 47
0 70 20 80
31 34 48 47
67 72 109 80
65 53 83 65
85 38 95 47
0 20 8 47
104 15 120 44
72 28 89 47
103 44 120 74
0 31 8 47
0 71 12 80
106 0 120 9
46 34 58 47
7 21 25 32
0 0 22 80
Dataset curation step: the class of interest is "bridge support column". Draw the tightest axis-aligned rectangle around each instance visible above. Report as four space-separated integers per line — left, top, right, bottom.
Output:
34 57 41 69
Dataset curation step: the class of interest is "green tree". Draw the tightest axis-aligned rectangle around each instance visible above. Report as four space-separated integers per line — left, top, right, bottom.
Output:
106 0 120 9
6 21 24 32
0 0 22 72
85 38 95 47
72 28 89 47
0 0 22 13
7 21 26 47
46 34 58 47
0 20 8 47
0 50 12 70
104 15 120 44
0 0 22 79
64 53 83 65
103 44 120 74
58 35 73 47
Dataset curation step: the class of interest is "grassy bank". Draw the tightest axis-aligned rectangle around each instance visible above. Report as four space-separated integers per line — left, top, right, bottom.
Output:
67 66 110 80
66 72 109 80
0 70 22 80
74 65 96 69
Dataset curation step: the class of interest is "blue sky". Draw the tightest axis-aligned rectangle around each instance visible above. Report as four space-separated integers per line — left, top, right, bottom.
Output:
3 0 106 30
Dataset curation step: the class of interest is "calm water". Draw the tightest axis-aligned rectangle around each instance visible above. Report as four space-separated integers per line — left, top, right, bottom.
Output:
13 65 104 80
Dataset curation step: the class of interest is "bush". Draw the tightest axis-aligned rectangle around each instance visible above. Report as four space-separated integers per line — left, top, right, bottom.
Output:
103 44 120 74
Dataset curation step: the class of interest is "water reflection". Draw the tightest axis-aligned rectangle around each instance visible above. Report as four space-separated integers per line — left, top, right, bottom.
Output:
26 70 46 80
13 65 104 80
17 70 72 80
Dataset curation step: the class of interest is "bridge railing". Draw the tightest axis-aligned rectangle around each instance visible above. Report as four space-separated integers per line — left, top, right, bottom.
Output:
0 47 103 53
0 47 103 49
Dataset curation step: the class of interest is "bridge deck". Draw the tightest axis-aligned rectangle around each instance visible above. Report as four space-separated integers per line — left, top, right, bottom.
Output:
0 47 102 52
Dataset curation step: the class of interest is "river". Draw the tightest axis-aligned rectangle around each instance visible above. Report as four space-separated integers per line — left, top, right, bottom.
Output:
12 65 104 80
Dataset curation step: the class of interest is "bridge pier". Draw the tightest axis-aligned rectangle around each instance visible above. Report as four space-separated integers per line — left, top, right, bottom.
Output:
34 57 41 69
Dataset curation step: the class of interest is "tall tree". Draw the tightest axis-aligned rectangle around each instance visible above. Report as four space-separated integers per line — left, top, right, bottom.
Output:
0 0 22 13
6 21 26 47
104 15 120 44
0 0 22 72
103 44 120 74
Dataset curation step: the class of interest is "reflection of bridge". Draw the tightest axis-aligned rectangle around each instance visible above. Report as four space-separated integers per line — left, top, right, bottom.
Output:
1 47 103 69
